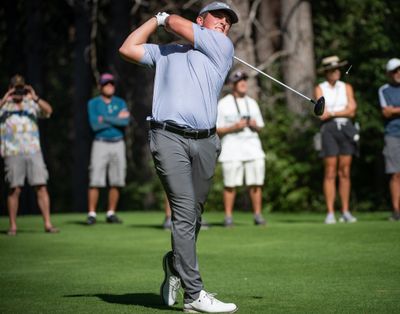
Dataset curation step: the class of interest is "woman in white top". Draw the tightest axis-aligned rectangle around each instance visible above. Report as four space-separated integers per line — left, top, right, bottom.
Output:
314 56 358 224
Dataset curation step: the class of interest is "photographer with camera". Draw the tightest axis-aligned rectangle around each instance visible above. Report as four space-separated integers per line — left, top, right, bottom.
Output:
217 70 266 227
0 74 58 236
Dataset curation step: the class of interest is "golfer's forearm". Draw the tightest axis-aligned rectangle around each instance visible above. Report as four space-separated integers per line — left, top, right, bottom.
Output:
119 18 158 63
165 15 194 44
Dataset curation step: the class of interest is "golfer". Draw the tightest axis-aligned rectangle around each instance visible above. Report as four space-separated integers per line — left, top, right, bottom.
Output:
119 2 238 313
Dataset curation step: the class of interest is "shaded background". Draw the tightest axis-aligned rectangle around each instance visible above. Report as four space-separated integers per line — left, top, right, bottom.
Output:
0 0 399 215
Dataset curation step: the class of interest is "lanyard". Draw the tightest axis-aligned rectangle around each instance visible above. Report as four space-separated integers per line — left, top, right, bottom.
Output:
233 96 250 117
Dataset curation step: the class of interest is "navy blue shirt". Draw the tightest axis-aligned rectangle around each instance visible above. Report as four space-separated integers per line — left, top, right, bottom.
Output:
87 96 130 140
379 83 400 137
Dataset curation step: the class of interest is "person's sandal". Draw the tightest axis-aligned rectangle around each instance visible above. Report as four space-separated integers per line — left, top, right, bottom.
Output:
7 229 17 236
45 227 60 233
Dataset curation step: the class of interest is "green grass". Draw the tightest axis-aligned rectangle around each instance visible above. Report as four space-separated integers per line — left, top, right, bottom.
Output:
0 212 399 313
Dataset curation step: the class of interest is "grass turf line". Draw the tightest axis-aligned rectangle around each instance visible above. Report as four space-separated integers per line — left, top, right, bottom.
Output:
0 212 399 313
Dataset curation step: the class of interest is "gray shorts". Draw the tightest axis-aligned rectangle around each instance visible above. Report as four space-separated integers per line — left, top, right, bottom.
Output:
320 120 357 158
89 140 126 187
4 153 49 188
383 135 400 174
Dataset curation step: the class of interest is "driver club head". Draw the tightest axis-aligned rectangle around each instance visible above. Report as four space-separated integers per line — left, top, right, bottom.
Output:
312 96 325 116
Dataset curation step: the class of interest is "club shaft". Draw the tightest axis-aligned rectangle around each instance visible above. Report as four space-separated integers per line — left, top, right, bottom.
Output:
233 56 312 102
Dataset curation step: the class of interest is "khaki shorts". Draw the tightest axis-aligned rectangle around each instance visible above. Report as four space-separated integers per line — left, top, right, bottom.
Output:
222 159 265 188
4 153 49 188
383 135 400 174
89 140 126 187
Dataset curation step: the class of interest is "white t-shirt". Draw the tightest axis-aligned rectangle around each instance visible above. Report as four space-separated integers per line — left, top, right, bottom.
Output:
217 94 265 162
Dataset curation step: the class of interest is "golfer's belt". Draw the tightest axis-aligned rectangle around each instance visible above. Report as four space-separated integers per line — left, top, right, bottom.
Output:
150 120 216 139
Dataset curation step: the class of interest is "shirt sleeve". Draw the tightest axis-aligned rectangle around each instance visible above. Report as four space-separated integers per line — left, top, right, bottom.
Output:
216 96 233 128
216 99 225 128
193 24 234 73
87 99 111 132
378 85 388 107
140 44 162 68
29 99 49 119
251 99 265 128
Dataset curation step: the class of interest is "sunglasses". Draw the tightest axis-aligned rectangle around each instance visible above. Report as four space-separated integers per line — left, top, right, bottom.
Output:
101 81 115 86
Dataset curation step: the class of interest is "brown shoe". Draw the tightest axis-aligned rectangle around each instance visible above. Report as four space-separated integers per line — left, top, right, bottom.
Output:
45 227 60 233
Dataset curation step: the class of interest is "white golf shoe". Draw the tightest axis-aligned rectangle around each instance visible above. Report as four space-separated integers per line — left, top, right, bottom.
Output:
324 213 337 224
160 251 181 306
339 212 357 223
183 290 238 313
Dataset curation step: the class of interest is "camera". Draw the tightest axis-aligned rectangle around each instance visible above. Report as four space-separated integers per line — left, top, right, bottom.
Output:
13 86 28 96
241 115 250 122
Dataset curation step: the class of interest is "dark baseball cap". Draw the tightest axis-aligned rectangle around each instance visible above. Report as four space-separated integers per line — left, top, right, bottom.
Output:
199 1 239 24
230 70 248 83
99 73 115 86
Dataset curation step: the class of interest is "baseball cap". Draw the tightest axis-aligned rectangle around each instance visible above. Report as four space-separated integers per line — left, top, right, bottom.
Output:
199 1 239 24
230 70 248 83
386 58 400 72
99 73 115 86
10 74 25 88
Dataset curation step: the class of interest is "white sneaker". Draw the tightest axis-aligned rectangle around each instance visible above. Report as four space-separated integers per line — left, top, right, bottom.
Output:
183 290 238 313
339 212 357 223
160 251 181 306
324 214 337 224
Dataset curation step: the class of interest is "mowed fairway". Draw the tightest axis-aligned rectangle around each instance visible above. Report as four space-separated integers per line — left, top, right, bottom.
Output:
0 212 399 313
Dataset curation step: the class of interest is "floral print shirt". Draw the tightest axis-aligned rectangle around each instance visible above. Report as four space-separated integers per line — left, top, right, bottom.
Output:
0 97 49 157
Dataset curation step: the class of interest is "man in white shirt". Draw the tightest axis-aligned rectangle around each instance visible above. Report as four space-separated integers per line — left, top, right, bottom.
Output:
217 71 266 227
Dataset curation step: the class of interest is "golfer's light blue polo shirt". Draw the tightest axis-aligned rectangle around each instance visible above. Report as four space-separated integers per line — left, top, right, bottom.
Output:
379 83 400 137
140 23 234 129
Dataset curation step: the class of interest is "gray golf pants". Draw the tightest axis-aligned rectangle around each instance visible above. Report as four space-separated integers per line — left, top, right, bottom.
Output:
149 128 220 303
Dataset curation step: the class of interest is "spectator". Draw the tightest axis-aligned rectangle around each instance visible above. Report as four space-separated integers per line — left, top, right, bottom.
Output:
86 73 130 225
119 2 238 313
217 70 266 227
315 56 358 224
0 75 59 235
378 58 400 221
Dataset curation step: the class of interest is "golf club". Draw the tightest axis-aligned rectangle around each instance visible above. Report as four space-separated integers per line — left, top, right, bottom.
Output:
233 56 325 116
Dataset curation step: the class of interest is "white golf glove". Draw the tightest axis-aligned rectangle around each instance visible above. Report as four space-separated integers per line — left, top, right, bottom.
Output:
155 12 170 27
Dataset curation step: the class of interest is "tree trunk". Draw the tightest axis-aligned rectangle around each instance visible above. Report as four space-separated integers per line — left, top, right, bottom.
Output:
107 0 135 174
229 0 258 98
72 1 93 212
254 0 282 106
22 0 45 215
281 0 315 115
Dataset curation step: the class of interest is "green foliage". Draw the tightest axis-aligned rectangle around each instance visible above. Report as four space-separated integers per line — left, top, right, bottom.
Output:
260 104 324 212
